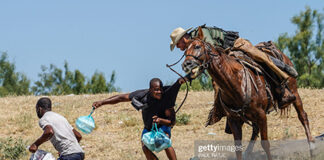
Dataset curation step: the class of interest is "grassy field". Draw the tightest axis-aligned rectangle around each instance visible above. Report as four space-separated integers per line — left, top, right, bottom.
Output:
0 88 324 159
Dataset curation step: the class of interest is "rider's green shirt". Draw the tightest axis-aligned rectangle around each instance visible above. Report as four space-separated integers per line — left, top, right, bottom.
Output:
189 25 239 49
189 27 225 48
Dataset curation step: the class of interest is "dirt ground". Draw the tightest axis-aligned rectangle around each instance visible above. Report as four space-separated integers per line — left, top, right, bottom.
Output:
0 88 323 159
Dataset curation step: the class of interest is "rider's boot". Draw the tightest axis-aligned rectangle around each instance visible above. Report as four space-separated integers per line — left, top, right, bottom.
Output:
284 64 298 78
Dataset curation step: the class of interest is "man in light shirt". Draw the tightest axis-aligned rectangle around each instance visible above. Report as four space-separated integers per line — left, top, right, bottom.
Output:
29 97 84 160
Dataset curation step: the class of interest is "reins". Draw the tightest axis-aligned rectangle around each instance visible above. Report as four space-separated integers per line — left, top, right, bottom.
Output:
166 41 214 113
166 55 189 114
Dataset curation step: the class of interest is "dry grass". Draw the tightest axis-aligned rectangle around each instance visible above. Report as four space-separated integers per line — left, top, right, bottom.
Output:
0 88 323 159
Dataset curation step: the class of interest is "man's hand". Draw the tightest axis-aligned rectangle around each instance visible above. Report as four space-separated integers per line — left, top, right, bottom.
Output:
92 101 103 109
73 129 82 143
29 125 54 154
152 115 161 124
29 144 38 153
178 77 188 85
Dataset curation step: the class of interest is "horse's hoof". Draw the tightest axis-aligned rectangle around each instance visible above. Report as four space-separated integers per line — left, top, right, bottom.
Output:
189 156 200 160
243 151 252 160
309 141 316 150
309 141 316 158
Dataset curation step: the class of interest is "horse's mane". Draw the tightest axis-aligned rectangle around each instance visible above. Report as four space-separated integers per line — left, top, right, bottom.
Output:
213 45 225 54
189 38 225 54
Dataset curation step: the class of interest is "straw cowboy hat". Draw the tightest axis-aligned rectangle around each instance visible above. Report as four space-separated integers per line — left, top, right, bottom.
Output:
170 27 192 51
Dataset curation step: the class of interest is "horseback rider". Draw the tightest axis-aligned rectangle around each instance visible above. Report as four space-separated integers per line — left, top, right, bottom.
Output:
169 25 298 120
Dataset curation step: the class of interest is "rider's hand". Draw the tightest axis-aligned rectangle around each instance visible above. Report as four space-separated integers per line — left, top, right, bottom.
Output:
152 116 161 124
29 143 38 153
92 101 103 109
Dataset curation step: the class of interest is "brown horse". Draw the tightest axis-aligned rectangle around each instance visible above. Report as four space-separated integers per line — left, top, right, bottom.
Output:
182 27 315 160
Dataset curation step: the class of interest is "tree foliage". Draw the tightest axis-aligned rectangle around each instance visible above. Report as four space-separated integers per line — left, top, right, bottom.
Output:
32 61 120 95
0 53 120 96
277 6 324 88
180 72 213 91
0 52 30 96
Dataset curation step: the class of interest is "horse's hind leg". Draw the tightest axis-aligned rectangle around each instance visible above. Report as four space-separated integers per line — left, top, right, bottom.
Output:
293 93 316 157
227 118 244 160
257 110 272 160
244 123 259 159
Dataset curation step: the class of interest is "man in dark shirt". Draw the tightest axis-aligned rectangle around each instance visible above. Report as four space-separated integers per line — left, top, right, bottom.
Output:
92 77 186 160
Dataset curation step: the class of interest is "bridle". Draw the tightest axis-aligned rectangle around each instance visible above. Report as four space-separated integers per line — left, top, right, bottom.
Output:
165 40 219 113
183 40 217 73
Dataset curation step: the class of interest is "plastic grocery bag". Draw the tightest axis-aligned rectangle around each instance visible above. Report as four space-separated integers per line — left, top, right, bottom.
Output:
142 123 172 152
29 149 55 160
76 107 95 134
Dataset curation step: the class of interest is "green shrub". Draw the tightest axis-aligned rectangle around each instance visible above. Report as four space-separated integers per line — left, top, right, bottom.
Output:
176 113 191 125
0 137 27 160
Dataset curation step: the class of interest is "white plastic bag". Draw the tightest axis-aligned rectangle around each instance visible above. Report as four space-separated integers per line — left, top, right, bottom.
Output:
30 150 55 160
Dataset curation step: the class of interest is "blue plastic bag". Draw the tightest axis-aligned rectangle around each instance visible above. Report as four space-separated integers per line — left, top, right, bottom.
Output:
142 123 172 152
76 107 95 134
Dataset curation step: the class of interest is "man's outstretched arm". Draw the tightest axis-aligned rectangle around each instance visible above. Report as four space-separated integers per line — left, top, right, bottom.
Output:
92 93 130 109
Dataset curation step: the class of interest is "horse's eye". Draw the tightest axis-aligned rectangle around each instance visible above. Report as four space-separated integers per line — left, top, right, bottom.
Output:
194 45 201 49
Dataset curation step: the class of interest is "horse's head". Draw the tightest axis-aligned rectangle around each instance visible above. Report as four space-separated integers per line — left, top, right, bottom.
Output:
182 27 216 79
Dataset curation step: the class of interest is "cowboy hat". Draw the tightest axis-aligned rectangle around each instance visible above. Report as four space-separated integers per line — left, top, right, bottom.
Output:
170 27 192 51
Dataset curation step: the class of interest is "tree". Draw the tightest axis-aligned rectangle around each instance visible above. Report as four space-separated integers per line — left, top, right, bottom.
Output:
32 65 55 95
277 6 324 88
73 70 86 94
32 61 119 95
107 70 120 93
0 52 30 96
87 71 108 94
32 63 70 95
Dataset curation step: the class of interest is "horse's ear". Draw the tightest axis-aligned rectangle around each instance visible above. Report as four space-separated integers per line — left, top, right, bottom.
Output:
197 27 204 40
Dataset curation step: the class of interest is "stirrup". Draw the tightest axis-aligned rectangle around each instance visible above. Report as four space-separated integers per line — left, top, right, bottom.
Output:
280 78 289 86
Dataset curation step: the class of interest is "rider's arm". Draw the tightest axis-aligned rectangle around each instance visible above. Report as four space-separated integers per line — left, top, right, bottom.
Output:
92 93 131 109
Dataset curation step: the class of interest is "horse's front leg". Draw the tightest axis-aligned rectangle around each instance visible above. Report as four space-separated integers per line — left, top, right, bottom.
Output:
227 117 244 160
257 110 272 160
243 123 259 159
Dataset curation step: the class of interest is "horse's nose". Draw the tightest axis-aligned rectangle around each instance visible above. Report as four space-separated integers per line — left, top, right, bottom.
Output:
182 60 196 73
182 61 190 73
